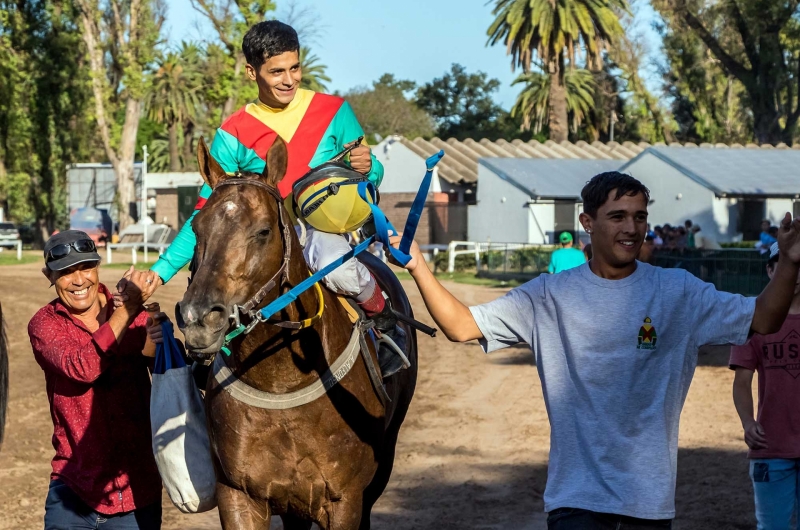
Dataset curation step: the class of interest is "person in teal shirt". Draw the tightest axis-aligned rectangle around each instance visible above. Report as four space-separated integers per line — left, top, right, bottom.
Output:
548 232 587 274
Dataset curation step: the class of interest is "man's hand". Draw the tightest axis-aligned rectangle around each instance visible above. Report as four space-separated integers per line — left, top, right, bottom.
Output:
146 311 168 345
114 268 162 308
388 235 424 273
743 419 768 450
777 213 800 264
347 141 372 174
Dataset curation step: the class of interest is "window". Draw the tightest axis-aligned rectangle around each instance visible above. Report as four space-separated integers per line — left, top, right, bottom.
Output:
554 201 576 233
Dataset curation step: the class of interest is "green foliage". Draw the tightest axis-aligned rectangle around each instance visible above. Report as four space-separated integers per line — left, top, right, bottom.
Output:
487 0 630 72
300 47 331 93
416 64 531 141
0 0 96 241
512 68 596 133
653 0 800 144
344 74 435 143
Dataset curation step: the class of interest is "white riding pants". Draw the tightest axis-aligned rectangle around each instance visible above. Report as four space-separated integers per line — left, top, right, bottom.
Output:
299 227 373 297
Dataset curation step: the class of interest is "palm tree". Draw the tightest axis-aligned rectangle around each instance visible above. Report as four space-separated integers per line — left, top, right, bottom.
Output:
511 68 596 134
487 0 628 142
144 43 202 171
300 47 331 94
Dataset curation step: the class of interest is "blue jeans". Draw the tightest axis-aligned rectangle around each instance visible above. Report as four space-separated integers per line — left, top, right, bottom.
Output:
547 508 672 529
751 458 800 530
44 480 161 530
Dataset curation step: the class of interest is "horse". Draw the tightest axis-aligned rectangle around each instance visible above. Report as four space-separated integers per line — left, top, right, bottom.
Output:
0 302 8 447
176 137 417 530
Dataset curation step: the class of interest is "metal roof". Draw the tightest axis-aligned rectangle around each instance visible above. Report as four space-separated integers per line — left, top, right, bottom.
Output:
620 146 800 197
399 136 800 185
480 158 623 199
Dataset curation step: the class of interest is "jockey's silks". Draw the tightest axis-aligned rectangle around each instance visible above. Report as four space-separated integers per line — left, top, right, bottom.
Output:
151 88 384 284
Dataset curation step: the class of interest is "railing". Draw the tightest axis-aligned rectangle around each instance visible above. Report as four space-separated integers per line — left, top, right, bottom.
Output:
439 242 769 295
444 241 556 276
652 248 769 296
0 240 23 260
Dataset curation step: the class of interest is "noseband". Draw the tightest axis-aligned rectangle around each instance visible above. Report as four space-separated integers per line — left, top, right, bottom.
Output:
210 178 324 348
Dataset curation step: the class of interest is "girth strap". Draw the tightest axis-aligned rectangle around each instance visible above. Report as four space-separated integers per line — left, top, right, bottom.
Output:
213 320 387 409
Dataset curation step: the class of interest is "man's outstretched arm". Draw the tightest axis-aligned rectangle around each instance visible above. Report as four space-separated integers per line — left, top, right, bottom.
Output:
752 213 800 335
388 236 482 342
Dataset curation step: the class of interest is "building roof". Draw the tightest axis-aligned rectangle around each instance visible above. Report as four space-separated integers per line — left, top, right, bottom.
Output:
147 172 204 189
399 136 800 185
620 146 800 198
480 158 623 200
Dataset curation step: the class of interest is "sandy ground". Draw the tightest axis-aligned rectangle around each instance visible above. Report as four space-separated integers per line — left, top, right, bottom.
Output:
0 262 757 529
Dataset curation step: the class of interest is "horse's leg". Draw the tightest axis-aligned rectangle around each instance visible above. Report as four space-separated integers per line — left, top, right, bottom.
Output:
280 514 313 530
322 497 364 530
216 482 271 530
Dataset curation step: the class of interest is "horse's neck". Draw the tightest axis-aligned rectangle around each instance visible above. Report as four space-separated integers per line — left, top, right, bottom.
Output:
231 231 355 393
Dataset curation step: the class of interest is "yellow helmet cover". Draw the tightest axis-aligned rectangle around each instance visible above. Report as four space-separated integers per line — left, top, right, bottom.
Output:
292 163 375 234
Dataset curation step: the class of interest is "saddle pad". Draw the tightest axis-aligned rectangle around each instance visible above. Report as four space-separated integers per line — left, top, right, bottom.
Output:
337 295 360 324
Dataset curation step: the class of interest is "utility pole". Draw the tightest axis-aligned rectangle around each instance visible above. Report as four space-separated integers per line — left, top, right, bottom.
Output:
142 145 148 264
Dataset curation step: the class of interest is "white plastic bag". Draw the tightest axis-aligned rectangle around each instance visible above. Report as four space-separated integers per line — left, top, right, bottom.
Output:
150 321 217 513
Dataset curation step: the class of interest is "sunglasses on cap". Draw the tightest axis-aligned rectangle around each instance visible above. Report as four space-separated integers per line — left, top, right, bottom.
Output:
46 239 97 263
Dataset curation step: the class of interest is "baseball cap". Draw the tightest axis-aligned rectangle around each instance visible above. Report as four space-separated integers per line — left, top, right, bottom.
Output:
43 230 101 271
559 231 573 244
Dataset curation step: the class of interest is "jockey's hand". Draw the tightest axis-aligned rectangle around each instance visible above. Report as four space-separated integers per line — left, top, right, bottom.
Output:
347 141 372 174
388 235 423 273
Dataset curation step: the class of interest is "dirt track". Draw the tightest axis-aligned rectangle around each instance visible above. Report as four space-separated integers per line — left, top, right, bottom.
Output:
0 262 757 529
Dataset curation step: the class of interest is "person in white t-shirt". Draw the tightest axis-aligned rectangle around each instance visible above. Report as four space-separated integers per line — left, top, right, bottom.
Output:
388 171 800 530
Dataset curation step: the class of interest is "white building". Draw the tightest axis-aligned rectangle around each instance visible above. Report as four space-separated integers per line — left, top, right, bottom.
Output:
620 147 800 241
469 158 623 244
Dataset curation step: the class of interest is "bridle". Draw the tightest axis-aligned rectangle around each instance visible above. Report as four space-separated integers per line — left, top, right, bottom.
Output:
206 177 325 353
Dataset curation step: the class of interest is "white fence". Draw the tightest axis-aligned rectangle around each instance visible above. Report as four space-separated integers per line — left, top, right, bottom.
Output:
445 241 530 273
0 240 23 260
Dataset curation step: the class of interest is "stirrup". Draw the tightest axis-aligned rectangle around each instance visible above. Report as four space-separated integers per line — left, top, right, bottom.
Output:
376 333 411 370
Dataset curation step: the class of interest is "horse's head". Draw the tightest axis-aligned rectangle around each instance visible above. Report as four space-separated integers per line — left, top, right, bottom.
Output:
176 137 289 359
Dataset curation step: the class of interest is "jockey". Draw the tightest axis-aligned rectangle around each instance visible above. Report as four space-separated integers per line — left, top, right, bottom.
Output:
150 20 406 374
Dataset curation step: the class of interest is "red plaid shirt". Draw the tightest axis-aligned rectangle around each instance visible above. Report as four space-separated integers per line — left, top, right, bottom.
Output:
28 284 161 514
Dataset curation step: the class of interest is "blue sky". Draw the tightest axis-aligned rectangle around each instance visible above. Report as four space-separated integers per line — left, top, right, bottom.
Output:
165 0 665 110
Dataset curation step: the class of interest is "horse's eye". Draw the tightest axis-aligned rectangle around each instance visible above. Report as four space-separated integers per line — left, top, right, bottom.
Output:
257 228 271 238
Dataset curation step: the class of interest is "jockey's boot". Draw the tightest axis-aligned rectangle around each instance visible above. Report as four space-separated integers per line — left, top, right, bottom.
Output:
370 302 409 379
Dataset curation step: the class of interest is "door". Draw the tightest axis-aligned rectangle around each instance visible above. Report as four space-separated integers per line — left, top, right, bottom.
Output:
177 186 200 230
737 199 766 241
553 200 576 242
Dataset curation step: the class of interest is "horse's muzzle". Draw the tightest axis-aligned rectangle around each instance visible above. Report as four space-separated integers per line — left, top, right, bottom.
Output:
176 300 230 355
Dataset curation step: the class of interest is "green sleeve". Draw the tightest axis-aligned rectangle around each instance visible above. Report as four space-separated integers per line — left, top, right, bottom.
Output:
335 102 384 187
151 129 252 283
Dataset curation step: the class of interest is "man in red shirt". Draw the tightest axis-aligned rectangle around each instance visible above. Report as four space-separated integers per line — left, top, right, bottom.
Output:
28 230 164 529
731 241 800 529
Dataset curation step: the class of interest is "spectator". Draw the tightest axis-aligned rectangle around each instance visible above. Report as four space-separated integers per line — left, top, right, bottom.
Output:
685 220 695 248
674 226 688 250
653 226 664 247
548 231 586 274
692 225 721 250
731 241 800 530
638 235 655 264
761 220 778 247
28 230 165 530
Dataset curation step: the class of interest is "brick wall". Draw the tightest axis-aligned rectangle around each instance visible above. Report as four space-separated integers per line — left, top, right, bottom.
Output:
155 189 178 229
379 192 432 246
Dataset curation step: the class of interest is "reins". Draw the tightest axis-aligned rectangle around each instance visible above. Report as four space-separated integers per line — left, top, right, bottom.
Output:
211 178 324 356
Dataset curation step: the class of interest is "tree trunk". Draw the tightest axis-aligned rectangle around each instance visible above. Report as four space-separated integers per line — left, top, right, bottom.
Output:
548 60 569 143
116 98 141 229
182 121 195 171
222 53 246 120
168 121 180 171
35 218 49 250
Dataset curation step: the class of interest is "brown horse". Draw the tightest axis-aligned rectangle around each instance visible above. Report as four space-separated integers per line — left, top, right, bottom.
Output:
0 302 8 447
177 138 417 530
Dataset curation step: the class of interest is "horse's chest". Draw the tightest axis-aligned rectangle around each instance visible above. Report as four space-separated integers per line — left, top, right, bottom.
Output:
209 390 381 506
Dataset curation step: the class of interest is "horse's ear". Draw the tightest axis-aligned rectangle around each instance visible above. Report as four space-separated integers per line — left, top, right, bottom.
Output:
197 137 228 189
263 136 288 188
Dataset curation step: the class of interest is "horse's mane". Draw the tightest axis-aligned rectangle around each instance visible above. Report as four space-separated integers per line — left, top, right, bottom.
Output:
0 302 8 447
